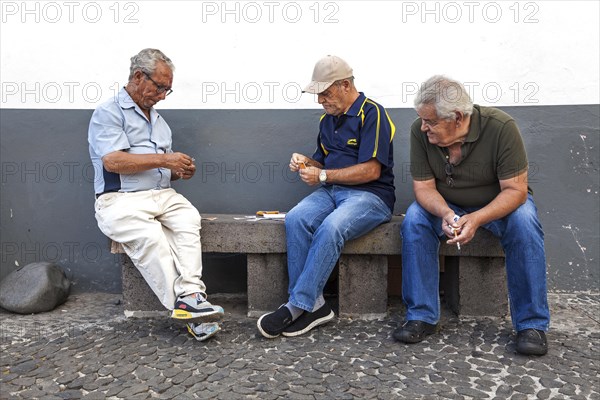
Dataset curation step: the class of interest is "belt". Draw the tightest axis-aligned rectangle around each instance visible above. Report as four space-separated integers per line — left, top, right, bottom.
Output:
96 188 168 199
96 191 118 199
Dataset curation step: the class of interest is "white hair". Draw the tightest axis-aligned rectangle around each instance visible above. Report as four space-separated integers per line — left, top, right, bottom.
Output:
128 48 175 80
414 75 473 120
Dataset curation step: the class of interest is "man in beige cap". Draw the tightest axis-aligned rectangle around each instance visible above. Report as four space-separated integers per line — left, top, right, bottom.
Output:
257 55 396 338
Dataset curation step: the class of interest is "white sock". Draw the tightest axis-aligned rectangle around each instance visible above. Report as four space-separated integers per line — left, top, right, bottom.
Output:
285 303 304 320
312 295 325 312
179 293 205 303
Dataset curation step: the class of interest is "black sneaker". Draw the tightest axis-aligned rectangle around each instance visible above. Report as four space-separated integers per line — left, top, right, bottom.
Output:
257 305 294 339
393 320 438 343
282 303 335 337
516 329 548 355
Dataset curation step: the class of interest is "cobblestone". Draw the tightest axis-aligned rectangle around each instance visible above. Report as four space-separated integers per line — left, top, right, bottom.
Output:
1 292 598 399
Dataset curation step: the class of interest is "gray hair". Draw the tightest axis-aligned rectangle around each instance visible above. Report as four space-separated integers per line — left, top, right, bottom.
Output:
414 75 473 120
128 48 175 80
331 76 355 89
335 76 355 84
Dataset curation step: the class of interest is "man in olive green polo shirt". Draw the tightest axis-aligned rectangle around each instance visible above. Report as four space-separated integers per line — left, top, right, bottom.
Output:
395 75 550 356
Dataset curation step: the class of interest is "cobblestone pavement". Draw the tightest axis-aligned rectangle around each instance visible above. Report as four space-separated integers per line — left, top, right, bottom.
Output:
1 292 598 399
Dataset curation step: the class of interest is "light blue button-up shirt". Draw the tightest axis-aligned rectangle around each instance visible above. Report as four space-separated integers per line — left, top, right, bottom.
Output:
88 88 173 195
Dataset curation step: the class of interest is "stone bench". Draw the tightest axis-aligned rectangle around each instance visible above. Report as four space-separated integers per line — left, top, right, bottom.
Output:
113 214 507 319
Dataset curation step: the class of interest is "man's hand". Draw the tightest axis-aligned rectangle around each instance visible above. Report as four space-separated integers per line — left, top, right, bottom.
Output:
299 166 321 186
443 171 529 246
443 213 480 246
289 153 313 172
290 153 324 186
167 152 195 179
413 179 480 247
441 212 460 239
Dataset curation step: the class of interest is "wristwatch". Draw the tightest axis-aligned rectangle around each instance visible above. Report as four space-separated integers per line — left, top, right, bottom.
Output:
319 169 327 184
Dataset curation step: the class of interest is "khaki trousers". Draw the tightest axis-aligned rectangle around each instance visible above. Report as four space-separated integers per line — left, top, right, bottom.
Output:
95 188 207 309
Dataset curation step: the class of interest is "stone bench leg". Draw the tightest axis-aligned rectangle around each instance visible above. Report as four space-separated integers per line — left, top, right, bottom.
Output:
442 256 508 317
338 255 388 320
121 254 166 317
247 254 288 317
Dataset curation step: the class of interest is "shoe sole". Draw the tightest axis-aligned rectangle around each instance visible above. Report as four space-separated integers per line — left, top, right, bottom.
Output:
171 308 224 324
516 343 548 356
281 310 335 337
187 324 221 342
393 325 438 344
256 313 281 339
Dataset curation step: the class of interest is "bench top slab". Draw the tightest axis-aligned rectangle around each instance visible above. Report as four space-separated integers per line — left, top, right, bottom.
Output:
200 214 504 257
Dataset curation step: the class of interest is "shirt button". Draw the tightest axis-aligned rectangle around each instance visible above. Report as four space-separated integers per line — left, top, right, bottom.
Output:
334 130 338 133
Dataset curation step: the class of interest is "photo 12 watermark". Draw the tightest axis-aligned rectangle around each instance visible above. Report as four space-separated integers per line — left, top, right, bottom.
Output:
399 161 541 184
1 1 140 24
0 321 80 344
400 1 540 24
200 81 303 104
1 161 96 184
200 1 340 24
199 161 302 184
1 240 109 265
401 81 540 105
1 81 127 106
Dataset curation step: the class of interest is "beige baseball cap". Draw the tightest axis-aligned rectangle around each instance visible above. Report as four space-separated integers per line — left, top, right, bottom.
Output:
303 55 354 94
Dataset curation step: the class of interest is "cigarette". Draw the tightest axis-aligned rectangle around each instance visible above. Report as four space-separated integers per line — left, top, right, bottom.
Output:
454 230 461 251
452 214 461 251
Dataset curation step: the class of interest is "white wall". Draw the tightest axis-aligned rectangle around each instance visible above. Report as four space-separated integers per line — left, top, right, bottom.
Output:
1 0 599 109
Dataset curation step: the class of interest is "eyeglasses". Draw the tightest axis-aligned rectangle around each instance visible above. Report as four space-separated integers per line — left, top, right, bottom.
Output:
143 72 173 96
421 118 440 128
445 160 455 187
318 83 340 100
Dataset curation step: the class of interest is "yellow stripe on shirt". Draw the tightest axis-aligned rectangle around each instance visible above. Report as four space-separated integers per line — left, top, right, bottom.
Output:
365 99 381 157
319 113 329 155
385 110 395 142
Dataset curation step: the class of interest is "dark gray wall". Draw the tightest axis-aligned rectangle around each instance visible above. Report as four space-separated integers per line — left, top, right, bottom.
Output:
1 106 598 293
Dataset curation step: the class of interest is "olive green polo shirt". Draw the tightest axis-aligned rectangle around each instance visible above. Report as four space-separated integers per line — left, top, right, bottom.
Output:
410 105 530 207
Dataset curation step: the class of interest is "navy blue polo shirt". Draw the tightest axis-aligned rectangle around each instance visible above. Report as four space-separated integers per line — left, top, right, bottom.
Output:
312 92 396 211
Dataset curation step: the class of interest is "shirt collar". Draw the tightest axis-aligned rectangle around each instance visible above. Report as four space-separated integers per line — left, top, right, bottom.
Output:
464 104 481 143
344 92 367 117
118 87 136 109
118 87 159 122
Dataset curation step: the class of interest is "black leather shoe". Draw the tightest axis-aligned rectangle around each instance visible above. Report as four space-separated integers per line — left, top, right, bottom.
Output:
516 329 548 355
393 320 438 343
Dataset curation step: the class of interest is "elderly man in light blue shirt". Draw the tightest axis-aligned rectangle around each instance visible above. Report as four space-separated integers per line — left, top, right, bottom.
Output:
88 48 223 342
89 88 174 194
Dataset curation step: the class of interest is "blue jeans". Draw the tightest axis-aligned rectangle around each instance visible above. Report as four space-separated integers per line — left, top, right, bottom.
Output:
285 186 392 311
401 194 550 332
